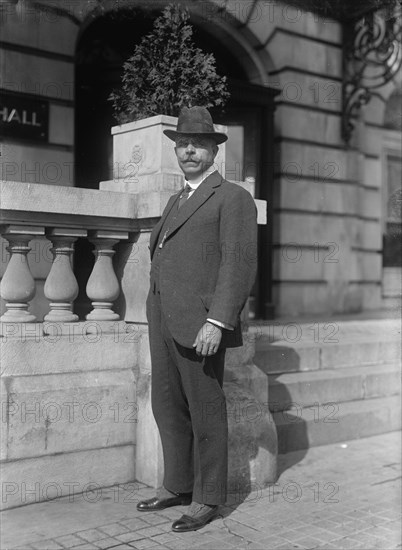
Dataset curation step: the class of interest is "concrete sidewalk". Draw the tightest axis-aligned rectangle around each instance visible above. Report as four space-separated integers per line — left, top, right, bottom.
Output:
2 432 401 550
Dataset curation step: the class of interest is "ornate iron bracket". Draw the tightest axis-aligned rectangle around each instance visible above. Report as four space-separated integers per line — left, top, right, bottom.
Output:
342 2 402 144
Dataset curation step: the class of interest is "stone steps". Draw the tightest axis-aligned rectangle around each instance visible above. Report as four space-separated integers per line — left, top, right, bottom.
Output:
274 394 401 453
252 319 401 452
268 363 401 411
254 338 400 373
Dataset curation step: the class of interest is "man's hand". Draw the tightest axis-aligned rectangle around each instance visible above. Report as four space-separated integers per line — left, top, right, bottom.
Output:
193 322 222 357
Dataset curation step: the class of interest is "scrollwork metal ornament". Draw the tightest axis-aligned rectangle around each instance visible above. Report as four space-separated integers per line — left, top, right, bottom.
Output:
343 1 402 144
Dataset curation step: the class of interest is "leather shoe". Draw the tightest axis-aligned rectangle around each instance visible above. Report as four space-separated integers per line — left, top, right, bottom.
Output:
137 493 192 512
171 504 219 532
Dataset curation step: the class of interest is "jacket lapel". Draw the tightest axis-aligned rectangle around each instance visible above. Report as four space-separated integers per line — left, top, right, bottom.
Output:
165 171 223 240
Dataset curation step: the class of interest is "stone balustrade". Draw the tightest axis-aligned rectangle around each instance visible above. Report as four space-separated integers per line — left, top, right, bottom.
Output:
0 180 158 324
0 178 159 510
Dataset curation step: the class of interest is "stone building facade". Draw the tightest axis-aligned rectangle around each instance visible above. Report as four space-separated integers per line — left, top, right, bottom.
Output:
1 0 400 319
0 0 401 510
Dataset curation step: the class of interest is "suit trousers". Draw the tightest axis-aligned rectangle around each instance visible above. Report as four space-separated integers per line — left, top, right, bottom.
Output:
147 289 228 505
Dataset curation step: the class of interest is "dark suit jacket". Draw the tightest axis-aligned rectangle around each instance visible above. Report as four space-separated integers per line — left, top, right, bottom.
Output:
148 171 258 348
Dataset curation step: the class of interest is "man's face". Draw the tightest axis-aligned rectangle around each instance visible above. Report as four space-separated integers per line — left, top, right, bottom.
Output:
174 135 218 180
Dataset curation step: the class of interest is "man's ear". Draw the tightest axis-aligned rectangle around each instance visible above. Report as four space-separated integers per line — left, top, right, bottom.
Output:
213 145 219 158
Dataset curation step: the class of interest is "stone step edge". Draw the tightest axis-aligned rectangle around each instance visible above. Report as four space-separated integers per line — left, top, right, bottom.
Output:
255 357 401 375
266 363 401 408
255 336 400 351
268 362 401 384
273 394 401 453
249 317 401 336
272 394 401 426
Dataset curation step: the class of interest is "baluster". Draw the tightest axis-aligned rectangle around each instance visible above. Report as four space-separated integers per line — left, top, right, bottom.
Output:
0 226 44 322
44 229 86 322
86 231 128 321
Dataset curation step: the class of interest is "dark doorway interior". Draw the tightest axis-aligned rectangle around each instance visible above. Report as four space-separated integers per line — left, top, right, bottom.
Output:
74 6 276 319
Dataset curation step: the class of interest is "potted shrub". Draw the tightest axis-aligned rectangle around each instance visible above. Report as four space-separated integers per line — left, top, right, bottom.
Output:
106 3 229 192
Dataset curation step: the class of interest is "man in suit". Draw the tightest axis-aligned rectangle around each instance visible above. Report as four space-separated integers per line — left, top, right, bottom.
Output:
137 106 258 532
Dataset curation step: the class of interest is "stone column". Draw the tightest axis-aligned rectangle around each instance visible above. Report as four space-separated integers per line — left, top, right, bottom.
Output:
0 226 44 322
86 231 128 321
44 228 86 322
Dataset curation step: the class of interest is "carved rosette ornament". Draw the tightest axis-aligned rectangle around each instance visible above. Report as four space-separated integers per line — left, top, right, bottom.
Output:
131 144 143 165
343 2 402 143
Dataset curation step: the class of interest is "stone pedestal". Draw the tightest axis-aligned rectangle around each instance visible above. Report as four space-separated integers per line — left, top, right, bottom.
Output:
225 337 278 492
100 114 226 195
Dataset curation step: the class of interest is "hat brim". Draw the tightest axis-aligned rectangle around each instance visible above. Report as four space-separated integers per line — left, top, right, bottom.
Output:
163 129 228 145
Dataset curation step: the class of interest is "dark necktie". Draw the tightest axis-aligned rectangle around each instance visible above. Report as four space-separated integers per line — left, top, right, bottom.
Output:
178 183 192 208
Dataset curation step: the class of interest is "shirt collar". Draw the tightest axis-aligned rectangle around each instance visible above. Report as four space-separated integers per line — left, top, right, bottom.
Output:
185 168 215 189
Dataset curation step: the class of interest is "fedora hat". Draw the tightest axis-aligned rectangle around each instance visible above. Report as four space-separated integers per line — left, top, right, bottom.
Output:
163 106 228 144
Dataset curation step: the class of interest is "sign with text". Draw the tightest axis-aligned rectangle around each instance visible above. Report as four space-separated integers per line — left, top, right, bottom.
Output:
0 94 49 142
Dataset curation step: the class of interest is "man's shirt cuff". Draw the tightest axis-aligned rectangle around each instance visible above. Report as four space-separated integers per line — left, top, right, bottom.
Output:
207 318 234 330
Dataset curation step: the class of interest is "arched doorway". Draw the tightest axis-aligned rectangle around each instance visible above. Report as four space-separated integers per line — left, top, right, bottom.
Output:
74 4 277 319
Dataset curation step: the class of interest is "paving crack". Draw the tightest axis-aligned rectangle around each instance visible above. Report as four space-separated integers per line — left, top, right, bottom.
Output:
371 475 402 485
222 517 250 550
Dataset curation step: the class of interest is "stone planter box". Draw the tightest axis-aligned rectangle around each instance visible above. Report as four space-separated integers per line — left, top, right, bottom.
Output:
100 114 227 195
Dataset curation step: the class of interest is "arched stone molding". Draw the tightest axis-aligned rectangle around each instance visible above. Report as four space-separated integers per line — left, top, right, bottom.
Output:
75 0 275 86
187 2 276 84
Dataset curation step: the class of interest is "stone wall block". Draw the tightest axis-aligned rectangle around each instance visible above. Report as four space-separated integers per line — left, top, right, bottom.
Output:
266 4 341 42
1 326 138 376
0 12 78 54
277 213 359 248
273 247 325 281
274 72 342 111
0 445 135 511
361 188 382 218
3 370 136 460
360 284 382 310
267 33 341 77
272 283 331 317
277 177 358 215
275 105 341 144
0 50 74 101
279 142 354 182
360 220 382 250
363 158 382 189
0 145 74 186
